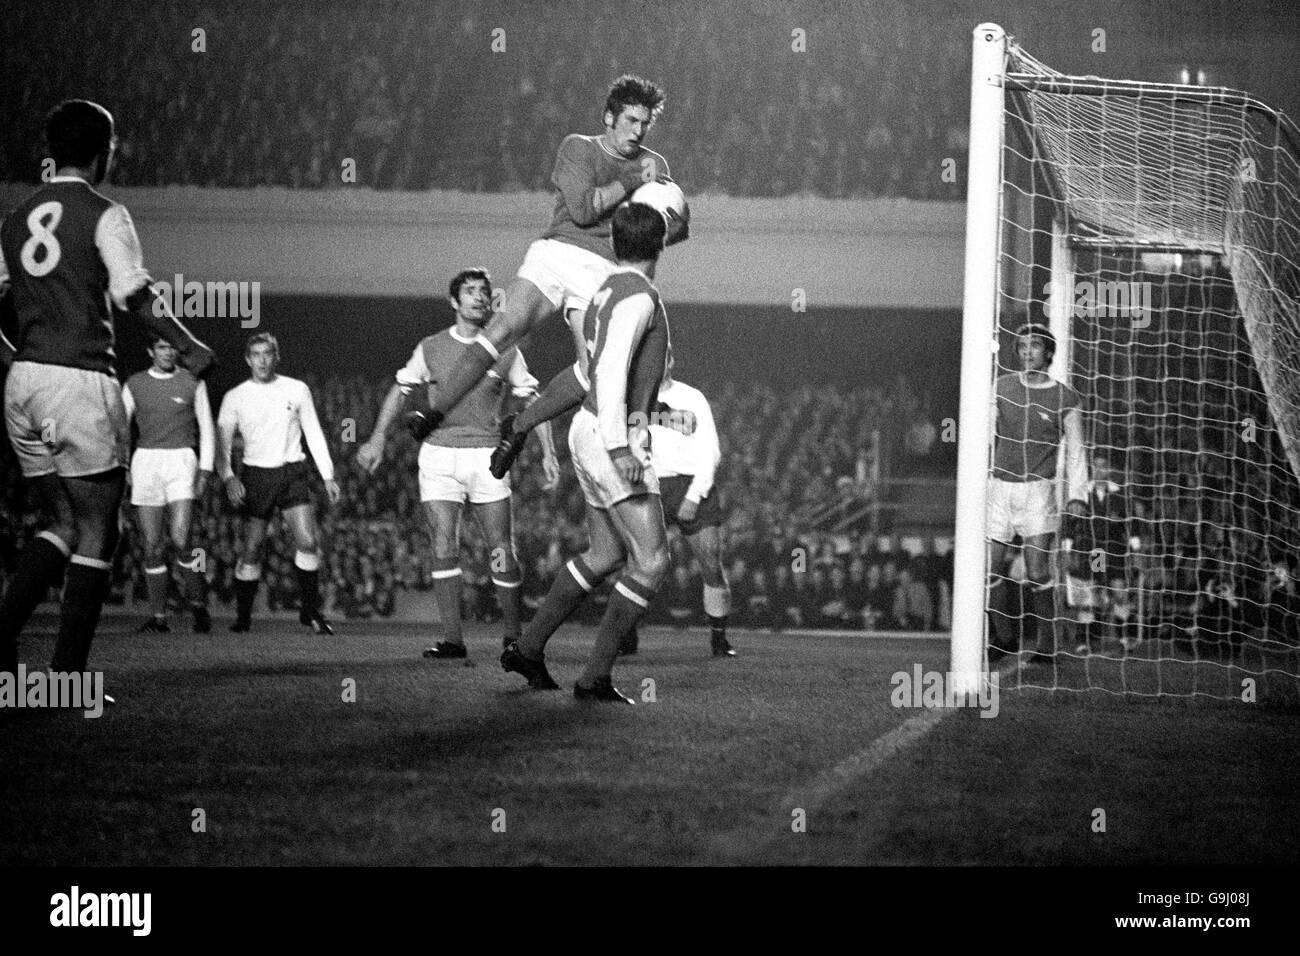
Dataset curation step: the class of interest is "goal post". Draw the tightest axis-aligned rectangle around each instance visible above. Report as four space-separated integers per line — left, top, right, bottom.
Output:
950 24 1007 697
951 23 1300 703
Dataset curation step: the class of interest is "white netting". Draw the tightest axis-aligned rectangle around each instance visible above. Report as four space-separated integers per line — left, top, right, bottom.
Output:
989 38 1300 704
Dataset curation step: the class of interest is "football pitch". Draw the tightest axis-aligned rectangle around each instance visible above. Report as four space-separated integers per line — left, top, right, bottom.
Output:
2 615 1299 866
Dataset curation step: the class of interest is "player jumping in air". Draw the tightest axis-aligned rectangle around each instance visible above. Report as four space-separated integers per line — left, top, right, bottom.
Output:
0 100 214 693
216 333 339 634
622 364 736 658
501 203 673 703
123 336 216 635
354 268 559 659
986 323 1088 662
400 75 689 451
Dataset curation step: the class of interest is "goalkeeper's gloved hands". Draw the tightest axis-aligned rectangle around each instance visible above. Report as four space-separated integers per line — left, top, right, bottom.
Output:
401 386 442 442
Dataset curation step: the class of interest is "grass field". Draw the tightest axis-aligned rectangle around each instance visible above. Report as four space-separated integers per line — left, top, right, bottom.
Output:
3 613 1299 866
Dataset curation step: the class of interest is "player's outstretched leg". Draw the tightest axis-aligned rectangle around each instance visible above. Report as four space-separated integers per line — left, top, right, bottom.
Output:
430 278 555 421
490 365 588 479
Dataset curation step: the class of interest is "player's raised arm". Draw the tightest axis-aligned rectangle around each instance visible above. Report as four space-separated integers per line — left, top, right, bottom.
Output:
553 135 645 226
97 204 214 378
505 349 559 487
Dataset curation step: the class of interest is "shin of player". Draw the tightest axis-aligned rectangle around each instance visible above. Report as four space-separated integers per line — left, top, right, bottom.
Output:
354 269 558 658
0 100 213 690
216 333 340 634
414 75 688 443
124 336 215 635
986 324 1088 660
502 203 673 702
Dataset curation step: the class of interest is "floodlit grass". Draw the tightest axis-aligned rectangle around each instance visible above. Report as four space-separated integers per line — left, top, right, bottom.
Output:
2 615 1297 866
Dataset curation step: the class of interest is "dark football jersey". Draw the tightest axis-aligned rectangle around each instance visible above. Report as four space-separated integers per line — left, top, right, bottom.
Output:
992 372 1084 482
0 179 118 373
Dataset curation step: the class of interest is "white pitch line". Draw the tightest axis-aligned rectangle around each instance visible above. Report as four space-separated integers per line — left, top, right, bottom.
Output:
707 656 1023 863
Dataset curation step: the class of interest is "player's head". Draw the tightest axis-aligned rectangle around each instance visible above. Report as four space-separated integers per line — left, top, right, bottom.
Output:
1015 322 1055 372
46 99 116 185
603 74 665 157
245 331 280 381
612 202 666 264
148 336 179 373
448 268 492 327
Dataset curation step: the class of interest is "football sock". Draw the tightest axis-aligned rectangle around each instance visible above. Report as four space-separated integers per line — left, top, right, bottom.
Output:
986 576 1015 651
50 557 112 673
0 532 71 676
430 336 499 416
514 363 587 434
491 564 523 643
579 575 656 686
704 582 731 643
431 557 463 645
179 550 206 608
294 550 321 617
145 564 169 618
518 556 599 660
1028 582 1057 653
234 562 261 622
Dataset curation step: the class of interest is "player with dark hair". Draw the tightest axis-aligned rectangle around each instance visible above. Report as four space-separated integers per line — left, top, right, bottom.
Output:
355 268 558 658
216 332 339 634
400 75 689 452
0 100 213 693
986 323 1088 661
501 203 673 703
123 335 216 634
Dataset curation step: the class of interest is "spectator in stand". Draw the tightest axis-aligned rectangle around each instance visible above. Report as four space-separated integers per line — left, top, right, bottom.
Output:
893 560 934 631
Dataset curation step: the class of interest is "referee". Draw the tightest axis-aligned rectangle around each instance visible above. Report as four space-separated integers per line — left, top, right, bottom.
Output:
216 332 340 634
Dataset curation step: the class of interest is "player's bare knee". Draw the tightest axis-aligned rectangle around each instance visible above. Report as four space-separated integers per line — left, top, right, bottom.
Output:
632 546 671 587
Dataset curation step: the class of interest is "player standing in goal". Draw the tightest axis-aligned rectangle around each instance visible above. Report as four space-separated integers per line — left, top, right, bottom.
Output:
399 75 688 448
501 203 673 703
123 336 216 635
216 332 340 634
986 323 1089 661
0 100 214 690
354 268 559 659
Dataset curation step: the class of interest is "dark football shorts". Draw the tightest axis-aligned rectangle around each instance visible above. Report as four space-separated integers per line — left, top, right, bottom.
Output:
241 460 313 520
658 474 723 536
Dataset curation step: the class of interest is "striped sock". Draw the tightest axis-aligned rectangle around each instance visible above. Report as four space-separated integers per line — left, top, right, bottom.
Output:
519 556 600 660
51 556 112 673
579 575 657 686
491 564 523 643
431 557 463 645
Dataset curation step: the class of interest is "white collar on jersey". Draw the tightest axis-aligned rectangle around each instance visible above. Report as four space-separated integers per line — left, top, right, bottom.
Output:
449 327 479 345
49 174 91 184
597 136 644 162
147 368 177 379
1018 370 1059 389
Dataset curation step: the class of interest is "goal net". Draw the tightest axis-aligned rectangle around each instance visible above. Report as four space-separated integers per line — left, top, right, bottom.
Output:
952 24 1300 704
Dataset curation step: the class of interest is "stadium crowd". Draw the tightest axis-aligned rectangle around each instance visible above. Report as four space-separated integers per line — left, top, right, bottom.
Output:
0 0 972 200
0 372 955 632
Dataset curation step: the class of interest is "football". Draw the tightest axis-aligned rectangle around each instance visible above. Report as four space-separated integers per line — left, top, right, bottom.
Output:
630 179 686 218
